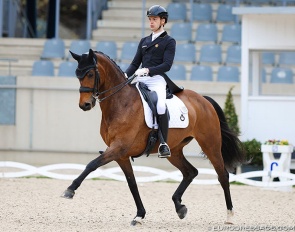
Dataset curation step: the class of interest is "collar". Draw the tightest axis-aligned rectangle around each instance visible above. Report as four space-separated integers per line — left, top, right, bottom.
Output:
145 31 168 49
152 30 165 41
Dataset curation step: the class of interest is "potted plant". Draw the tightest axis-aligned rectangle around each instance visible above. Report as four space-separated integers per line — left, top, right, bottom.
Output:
262 139 293 154
261 139 293 179
241 139 263 180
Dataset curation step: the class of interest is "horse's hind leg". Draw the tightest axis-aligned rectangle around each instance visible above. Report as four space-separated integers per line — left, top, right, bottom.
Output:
167 145 199 219
214 163 234 224
202 146 234 224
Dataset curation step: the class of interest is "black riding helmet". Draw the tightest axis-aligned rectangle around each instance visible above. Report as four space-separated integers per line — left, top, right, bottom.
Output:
146 5 168 24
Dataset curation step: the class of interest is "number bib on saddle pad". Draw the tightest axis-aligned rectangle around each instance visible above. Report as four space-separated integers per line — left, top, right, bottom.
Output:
135 83 189 129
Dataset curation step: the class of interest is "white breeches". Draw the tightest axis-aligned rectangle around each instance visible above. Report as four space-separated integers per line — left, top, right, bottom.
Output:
137 74 167 115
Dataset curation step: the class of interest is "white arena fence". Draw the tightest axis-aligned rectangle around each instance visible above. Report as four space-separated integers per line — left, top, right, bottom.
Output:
1 161 295 188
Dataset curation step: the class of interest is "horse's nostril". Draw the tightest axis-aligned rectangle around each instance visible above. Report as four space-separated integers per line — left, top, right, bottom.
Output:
84 102 91 109
80 102 92 111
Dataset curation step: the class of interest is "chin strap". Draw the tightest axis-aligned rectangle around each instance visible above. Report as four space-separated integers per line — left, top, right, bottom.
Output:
154 24 163 34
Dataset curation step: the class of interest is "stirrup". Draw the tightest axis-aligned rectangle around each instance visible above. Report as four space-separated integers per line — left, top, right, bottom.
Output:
158 143 171 158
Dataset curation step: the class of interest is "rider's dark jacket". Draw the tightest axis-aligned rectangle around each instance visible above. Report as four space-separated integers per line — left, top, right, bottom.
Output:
125 31 182 94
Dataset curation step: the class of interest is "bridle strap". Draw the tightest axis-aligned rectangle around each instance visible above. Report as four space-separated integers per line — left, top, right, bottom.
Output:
79 68 99 96
79 86 94 93
78 57 99 95
78 54 136 102
95 74 136 103
79 66 136 103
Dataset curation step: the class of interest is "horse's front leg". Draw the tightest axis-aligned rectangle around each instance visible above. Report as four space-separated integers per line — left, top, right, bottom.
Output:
116 158 146 226
61 150 113 199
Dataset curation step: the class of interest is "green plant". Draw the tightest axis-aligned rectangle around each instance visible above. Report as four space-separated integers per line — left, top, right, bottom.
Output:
224 86 240 135
242 139 263 166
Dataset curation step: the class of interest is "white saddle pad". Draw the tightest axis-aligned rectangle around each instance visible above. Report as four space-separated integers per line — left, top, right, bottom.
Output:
136 83 189 129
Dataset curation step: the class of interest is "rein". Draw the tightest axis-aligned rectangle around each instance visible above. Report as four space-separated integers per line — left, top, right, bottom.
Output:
95 73 135 103
78 61 136 103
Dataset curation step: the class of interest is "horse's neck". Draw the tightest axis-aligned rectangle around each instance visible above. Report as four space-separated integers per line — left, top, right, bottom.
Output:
98 57 139 113
98 66 128 95
97 56 122 87
100 83 139 122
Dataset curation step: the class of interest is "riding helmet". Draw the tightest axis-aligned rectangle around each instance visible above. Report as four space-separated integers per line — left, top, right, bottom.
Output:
146 5 168 23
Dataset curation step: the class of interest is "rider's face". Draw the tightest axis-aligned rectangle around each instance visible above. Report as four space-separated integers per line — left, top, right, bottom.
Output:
148 16 164 33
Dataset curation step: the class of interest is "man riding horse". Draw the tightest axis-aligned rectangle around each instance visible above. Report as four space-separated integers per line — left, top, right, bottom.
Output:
62 4 247 226
125 5 181 158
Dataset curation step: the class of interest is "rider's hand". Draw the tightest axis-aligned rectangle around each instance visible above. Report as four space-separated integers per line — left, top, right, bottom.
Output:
135 68 149 77
124 73 128 79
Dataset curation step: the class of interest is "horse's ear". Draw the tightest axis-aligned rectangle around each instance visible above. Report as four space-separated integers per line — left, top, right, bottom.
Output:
70 51 81 62
88 49 97 63
88 49 94 58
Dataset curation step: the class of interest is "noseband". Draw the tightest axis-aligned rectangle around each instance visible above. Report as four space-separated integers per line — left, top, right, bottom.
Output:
76 57 135 103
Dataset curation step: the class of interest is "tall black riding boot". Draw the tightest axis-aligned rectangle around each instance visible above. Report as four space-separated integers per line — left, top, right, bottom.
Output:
157 112 171 158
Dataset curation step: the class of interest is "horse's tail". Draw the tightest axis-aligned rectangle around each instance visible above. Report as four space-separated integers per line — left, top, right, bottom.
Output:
203 95 247 171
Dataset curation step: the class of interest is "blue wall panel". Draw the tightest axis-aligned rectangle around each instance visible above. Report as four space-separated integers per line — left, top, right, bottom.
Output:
0 75 16 125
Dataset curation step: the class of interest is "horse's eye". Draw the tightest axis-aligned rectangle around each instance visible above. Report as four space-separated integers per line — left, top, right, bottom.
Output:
87 72 94 78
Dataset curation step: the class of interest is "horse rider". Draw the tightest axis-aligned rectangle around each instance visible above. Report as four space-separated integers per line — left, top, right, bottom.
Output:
125 5 176 158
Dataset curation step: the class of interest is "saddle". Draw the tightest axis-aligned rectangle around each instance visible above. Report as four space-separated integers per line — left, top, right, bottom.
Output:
137 82 172 118
132 82 171 160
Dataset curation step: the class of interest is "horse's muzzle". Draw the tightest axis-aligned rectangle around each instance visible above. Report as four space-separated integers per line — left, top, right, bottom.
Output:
79 97 96 111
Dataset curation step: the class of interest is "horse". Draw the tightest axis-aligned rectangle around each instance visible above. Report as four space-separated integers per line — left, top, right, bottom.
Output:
61 49 246 226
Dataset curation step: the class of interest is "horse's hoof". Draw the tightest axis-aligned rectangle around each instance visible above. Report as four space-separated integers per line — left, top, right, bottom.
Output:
177 205 187 219
60 189 75 199
130 216 143 226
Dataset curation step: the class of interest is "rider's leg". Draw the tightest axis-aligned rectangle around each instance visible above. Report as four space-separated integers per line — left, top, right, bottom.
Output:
141 75 171 158
157 109 171 158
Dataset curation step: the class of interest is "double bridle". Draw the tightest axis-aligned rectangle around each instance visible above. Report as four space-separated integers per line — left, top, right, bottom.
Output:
76 58 135 103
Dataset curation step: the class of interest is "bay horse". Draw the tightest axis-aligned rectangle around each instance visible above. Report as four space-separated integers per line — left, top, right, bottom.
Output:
61 49 246 225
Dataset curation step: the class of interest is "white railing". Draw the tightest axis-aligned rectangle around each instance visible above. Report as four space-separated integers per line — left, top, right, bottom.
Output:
1 161 295 188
